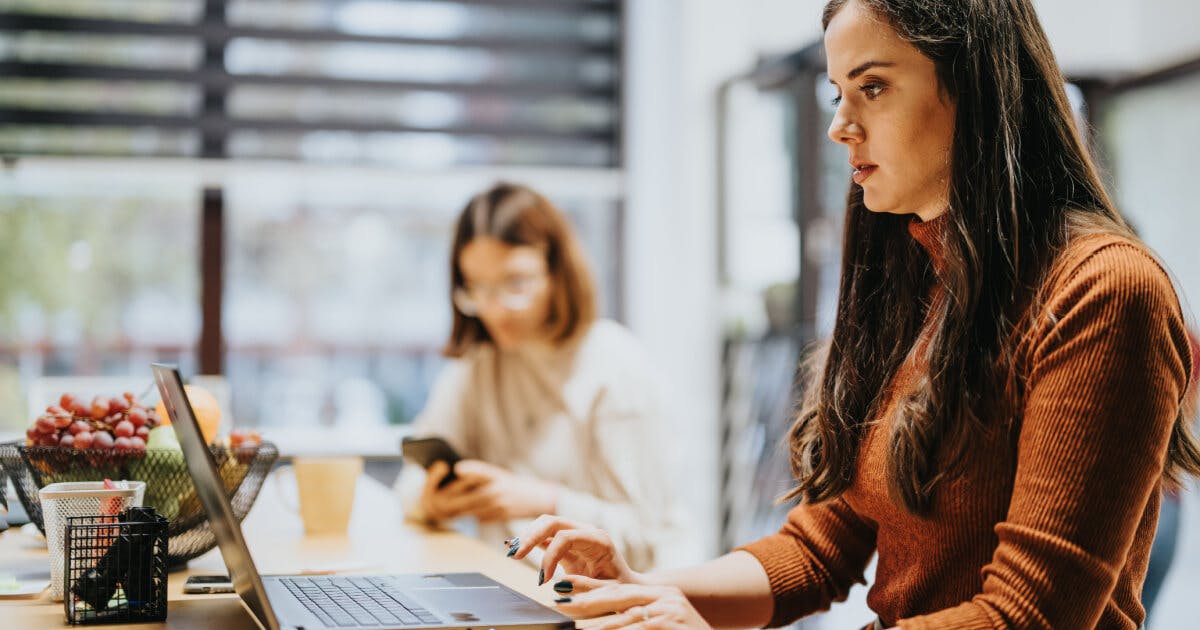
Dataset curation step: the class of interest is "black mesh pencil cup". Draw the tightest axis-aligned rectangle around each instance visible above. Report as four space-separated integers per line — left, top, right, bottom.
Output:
63 507 169 624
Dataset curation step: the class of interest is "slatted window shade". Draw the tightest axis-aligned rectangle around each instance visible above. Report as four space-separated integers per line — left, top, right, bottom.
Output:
0 0 622 166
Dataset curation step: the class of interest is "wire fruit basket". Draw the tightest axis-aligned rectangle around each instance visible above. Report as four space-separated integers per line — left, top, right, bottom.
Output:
0 441 277 569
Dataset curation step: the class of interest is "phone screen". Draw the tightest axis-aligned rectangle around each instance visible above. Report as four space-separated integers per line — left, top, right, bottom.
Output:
401 437 462 487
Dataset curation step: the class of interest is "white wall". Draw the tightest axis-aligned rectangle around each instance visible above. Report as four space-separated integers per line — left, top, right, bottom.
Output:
623 0 821 561
1036 0 1200 76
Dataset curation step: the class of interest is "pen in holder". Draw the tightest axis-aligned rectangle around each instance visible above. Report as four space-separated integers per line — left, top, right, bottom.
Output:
64 507 168 625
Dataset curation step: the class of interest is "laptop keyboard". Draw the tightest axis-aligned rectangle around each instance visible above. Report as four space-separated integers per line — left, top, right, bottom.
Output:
281 576 443 628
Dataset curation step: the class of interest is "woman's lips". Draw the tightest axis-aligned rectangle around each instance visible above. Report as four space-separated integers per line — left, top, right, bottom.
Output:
852 164 878 184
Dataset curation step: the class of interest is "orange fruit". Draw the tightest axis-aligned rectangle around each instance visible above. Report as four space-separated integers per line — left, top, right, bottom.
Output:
154 384 221 444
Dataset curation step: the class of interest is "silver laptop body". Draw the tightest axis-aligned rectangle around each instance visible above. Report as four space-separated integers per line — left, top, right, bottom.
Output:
152 363 574 630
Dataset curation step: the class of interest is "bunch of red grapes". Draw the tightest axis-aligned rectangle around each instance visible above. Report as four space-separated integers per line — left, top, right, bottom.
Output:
25 392 161 452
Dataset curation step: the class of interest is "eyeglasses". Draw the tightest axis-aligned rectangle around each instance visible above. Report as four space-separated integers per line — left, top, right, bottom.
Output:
453 274 546 316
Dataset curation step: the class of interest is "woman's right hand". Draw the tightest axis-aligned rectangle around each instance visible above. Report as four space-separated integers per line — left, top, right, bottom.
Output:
510 515 640 584
419 460 473 522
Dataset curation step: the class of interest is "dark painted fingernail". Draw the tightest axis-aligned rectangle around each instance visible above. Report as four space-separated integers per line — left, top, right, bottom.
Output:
537 569 544 585
554 597 572 604
507 542 520 557
553 580 573 593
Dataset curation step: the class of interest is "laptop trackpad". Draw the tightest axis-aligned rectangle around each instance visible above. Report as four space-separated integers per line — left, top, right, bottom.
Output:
415 587 566 625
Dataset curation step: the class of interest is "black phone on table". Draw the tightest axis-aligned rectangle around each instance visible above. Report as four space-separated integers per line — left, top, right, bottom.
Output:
401 436 462 488
183 574 235 594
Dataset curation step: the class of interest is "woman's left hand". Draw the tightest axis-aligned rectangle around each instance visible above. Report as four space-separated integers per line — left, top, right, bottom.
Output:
554 582 711 630
442 459 559 522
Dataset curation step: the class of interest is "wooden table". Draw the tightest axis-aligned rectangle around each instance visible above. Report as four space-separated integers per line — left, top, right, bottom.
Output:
0 470 556 629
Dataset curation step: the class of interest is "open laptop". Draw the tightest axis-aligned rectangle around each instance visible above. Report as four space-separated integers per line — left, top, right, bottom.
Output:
151 364 574 630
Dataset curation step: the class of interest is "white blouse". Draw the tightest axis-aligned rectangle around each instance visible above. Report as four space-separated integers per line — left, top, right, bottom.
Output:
394 320 685 572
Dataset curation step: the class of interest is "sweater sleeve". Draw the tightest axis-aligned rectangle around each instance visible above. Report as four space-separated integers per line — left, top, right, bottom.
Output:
735 497 878 627
394 360 473 523
898 244 1192 629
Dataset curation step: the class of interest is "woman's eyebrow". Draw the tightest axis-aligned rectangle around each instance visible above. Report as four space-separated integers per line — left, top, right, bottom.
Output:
829 60 897 84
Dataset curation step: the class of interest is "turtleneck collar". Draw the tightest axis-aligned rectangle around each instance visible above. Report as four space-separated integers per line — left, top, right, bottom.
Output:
498 330 585 370
907 212 951 277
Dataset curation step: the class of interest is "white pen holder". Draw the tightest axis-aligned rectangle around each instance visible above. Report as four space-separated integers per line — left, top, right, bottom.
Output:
38 481 145 600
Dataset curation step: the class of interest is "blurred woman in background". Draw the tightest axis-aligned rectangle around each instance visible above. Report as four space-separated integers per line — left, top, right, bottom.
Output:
395 182 683 573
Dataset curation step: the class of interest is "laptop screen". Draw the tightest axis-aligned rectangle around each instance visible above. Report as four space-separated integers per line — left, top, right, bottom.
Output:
151 363 279 630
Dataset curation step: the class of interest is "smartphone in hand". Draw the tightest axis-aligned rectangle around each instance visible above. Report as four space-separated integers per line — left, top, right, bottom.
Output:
401 436 462 488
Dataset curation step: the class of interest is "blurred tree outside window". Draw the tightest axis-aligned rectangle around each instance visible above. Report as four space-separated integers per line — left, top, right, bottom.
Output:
0 194 199 430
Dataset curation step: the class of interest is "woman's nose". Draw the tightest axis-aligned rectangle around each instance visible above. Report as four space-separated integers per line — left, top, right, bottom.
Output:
827 108 864 145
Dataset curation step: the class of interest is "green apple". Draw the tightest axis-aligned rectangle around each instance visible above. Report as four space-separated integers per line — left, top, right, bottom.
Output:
145 426 181 451
133 427 187 521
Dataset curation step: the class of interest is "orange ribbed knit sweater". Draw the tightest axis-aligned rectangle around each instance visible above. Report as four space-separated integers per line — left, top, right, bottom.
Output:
738 216 1192 629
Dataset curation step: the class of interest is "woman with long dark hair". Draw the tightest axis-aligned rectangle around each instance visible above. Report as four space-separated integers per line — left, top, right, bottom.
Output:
505 1 1199 628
